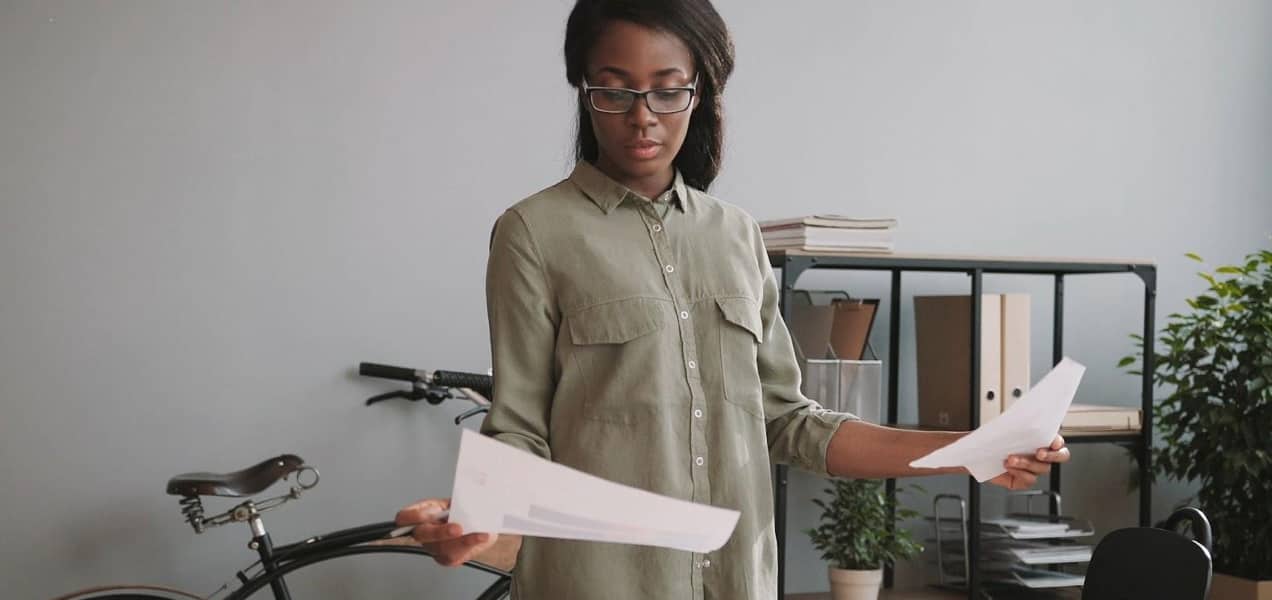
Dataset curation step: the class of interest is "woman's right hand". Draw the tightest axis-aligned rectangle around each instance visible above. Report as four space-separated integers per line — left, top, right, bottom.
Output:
395 498 499 567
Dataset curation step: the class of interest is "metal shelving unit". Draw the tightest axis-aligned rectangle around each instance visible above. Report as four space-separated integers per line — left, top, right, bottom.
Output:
770 250 1157 600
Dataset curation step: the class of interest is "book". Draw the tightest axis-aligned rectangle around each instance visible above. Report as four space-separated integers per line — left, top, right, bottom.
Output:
1061 403 1142 431
764 243 895 253
762 227 894 246
760 214 898 230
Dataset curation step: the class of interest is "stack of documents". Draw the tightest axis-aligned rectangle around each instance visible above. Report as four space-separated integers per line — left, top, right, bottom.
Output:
982 517 1094 540
1007 544 1093 565
760 215 897 253
910 358 1085 482
447 430 740 553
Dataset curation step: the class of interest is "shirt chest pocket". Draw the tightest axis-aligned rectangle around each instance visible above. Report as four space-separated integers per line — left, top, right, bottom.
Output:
567 297 674 424
715 296 765 419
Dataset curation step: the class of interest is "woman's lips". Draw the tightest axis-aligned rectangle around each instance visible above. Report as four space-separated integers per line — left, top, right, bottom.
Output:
625 140 662 160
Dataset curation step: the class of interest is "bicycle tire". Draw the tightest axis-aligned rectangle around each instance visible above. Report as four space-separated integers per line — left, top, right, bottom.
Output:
52 584 203 600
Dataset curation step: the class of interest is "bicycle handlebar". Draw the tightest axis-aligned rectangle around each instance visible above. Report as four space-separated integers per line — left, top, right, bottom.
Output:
431 370 493 393
359 362 493 396
358 362 419 382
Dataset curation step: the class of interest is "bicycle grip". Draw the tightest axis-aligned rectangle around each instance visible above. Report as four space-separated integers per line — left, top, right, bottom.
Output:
432 370 493 393
359 362 419 382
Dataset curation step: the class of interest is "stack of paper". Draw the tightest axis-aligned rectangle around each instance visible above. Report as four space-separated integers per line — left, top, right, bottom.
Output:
1007 545 1093 565
760 215 897 253
910 358 1086 482
447 430 740 553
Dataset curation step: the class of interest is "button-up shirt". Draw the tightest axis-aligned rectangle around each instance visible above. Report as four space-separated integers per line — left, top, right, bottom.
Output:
480 160 856 600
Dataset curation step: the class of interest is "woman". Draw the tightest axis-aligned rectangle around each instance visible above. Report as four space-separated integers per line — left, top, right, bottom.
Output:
398 1 1069 598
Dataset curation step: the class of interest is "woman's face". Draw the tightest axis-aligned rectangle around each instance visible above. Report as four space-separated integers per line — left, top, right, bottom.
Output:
584 20 698 187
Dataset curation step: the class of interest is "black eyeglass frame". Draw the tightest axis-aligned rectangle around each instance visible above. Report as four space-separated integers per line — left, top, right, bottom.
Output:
580 74 700 115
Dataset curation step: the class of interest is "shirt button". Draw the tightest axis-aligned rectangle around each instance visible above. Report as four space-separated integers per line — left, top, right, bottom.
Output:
687 360 697 369
702 559 712 568
679 310 689 320
694 409 703 418
695 456 705 467
652 224 663 233
664 264 675 274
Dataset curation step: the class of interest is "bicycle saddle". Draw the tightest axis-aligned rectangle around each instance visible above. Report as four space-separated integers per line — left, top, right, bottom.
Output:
166 454 306 498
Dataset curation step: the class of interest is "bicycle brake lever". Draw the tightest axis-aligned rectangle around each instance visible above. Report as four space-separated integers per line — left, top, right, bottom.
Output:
365 390 412 405
454 406 490 425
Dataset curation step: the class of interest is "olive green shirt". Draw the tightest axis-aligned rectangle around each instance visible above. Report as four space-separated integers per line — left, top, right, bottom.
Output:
480 160 856 600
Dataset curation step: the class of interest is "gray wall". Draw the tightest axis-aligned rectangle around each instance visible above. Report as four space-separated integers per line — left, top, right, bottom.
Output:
2 1 1269 598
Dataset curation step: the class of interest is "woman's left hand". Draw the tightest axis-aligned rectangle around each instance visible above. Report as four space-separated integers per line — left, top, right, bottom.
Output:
988 435 1070 491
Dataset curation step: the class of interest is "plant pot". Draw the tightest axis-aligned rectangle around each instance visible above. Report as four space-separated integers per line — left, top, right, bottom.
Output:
1211 573 1272 600
828 566 882 600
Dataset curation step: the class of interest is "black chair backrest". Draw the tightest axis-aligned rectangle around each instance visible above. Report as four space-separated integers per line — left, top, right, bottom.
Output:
1082 507 1213 600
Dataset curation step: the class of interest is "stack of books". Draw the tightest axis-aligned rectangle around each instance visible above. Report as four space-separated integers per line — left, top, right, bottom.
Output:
1061 403 1142 433
759 215 897 253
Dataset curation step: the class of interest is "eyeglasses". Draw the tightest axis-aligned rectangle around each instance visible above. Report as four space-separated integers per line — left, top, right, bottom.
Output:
581 74 699 115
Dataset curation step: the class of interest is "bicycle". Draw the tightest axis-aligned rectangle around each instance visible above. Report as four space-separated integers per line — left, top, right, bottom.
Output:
55 363 511 600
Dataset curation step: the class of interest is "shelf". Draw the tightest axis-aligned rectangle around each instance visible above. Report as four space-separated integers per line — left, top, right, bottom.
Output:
889 423 1142 445
769 250 1155 276
786 587 1082 600
770 249 1156 600
1058 429 1142 444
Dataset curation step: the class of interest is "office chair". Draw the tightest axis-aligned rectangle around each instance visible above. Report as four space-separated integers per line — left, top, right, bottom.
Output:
1082 506 1213 600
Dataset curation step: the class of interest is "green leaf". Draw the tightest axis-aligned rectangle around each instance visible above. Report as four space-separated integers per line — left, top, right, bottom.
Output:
1216 266 1244 276
1186 252 1204 263
1117 356 1137 368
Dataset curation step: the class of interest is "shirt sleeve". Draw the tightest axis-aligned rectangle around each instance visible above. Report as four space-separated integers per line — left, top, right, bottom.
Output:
478 208 559 460
751 222 859 477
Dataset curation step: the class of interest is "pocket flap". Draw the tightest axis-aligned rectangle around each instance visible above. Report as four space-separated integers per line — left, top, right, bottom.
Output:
716 296 763 343
569 298 669 345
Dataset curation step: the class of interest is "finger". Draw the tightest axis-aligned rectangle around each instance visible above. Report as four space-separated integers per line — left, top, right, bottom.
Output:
1034 446 1071 463
1006 456 1052 476
1004 468 1037 490
395 498 451 526
1050 435 1066 451
436 533 496 567
412 521 465 544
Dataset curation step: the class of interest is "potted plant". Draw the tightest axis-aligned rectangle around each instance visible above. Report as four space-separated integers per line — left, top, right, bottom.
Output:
1121 248 1272 599
806 478 923 600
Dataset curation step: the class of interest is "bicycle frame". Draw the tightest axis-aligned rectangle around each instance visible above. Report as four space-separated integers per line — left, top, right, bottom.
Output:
224 521 510 600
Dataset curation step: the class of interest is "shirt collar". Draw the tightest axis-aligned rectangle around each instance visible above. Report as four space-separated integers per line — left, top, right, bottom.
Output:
569 160 689 215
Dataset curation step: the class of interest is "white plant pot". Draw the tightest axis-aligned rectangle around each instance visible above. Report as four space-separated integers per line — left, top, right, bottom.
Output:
828 566 883 600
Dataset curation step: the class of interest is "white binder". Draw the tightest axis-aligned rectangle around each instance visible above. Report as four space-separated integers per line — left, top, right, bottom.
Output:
1001 293 1032 411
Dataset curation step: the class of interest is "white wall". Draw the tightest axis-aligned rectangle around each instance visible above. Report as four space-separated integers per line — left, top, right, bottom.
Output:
2 1 1268 597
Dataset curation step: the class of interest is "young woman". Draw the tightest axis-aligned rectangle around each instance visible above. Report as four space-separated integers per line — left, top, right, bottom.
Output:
397 1 1069 598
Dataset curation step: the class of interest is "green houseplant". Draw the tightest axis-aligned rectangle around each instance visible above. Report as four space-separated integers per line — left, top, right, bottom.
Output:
1121 248 1272 598
806 478 923 600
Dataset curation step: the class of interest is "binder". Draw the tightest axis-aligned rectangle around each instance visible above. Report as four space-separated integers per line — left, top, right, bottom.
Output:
915 294 1003 429
1000 294 1032 411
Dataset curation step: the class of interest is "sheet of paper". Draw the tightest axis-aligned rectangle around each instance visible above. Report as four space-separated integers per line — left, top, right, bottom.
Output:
910 357 1085 481
448 429 740 554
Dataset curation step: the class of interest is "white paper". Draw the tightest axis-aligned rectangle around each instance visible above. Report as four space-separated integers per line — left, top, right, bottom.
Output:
448 429 740 554
910 357 1085 481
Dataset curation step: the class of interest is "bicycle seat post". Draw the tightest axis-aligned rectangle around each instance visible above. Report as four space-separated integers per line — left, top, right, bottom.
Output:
245 504 293 600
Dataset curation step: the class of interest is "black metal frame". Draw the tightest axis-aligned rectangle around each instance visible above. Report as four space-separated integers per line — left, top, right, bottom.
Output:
770 251 1156 600
222 521 511 600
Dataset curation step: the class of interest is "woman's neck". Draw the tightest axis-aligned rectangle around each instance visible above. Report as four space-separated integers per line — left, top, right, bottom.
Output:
593 157 674 201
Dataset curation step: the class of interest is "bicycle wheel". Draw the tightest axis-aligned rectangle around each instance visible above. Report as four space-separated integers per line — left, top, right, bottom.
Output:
52 584 203 600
